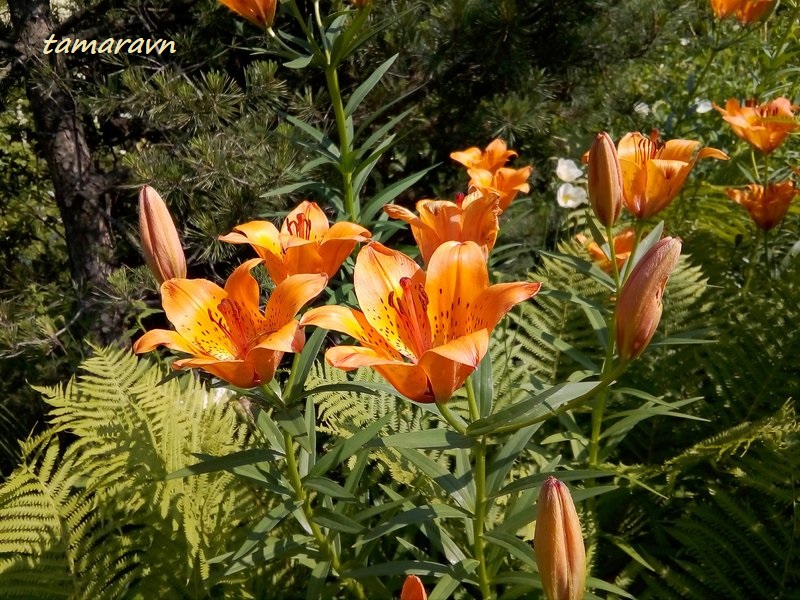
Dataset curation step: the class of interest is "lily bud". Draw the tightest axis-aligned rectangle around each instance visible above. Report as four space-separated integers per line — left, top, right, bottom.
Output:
139 185 186 284
587 132 623 226
615 237 681 362
400 575 427 600
534 476 586 600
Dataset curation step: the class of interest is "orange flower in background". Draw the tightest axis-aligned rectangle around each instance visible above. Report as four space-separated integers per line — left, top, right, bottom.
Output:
218 0 277 29
714 98 799 154
384 191 500 265
468 166 533 211
219 201 371 284
615 237 682 362
576 229 635 274
617 131 729 219
726 182 798 230
133 259 327 388
451 138 519 173
734 0 774 23
534 476 586 600
451 139 533 211
709 0 774 22
400 575 427 600
301 241 540 403
138 185 186 284
709 0 741 18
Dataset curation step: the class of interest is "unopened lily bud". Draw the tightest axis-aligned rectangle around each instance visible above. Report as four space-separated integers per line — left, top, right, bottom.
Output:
535 476 586 600
587 132 623 226
615 237 681 362
139 185 186 284
400 575 427 600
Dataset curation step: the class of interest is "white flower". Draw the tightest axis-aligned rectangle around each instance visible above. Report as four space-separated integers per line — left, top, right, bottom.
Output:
634 101 650 116
557 183 588 209
695 99 713 114
555 158 583 183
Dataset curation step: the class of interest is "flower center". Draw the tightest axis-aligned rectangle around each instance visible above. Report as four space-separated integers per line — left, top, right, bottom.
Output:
387 276 430 359
286 213 312 239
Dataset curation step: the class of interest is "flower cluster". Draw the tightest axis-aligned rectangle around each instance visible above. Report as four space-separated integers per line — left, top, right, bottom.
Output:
709 0 774 24
714 97 799 231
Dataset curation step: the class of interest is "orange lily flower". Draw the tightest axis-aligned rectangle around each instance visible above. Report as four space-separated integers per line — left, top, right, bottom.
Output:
468 166 533 211
218 0 277 29
714 98 799 154
450 138 519 173
734 0 774 23
219 201 371 284
709 0 741 18
301 241 540 403
400 575 427 600
133 259 327 388
576 229 636 274
709 0 774 22
617 131 729 219
726 182 798 231
383 191 500 265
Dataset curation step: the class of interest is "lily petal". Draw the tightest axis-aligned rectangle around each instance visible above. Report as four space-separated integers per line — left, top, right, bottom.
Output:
219 220 287 283
301 305 403 359
173 356 261 388
132 328 200 356
326 346 433 403
281 201 329 241
264 273 328 330
425 241 489 345
418 330 489 402
160 278 238 359
354 243 430 359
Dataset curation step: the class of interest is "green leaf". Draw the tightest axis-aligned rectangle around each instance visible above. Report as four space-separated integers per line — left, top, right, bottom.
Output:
396 447 475 512
467 381 604 436
284 327 329 403
539 250 615 290
483 531 537 569
372 429 474 449
166 448 283 479
261 181 317 198
485 424 539 495
472 352 494 419
275 407 311 453
621 221 664 277
345 54 398 116
229 499 301 563
306 559 331 600
303 476 356 500
586 576 636 599
298 381 383 400
314 507 364 535
284 55 314 69
308 412 393 478
494 469 617 497
345 560 451 579
361 165 438 223
354 504 467 546
427 559 480 600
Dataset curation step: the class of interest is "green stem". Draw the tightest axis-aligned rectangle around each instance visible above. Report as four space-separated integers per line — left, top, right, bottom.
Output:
473 438 492 599
588 299 618 467
751 148 761 184
282 430 367 600
324 65 357 221
465 377 480 423
620 220 645 285
606 224 621 291
490 363 627 436
742 229 761 296
438 401 467 434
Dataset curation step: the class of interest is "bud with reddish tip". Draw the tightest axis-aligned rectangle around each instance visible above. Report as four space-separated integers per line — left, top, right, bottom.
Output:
139 185 186 284
587 132 623 227
615 237 682 362
535 476 586 600
400 575 427 600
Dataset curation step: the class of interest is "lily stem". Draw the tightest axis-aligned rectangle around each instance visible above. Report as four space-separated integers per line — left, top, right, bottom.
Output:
324 63 357 222
473 437 492 599
438 401 467 435
606 224 621 291
283 430 366 600
742 229 761 296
